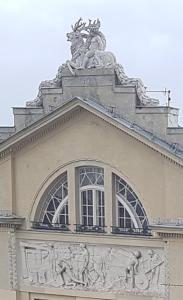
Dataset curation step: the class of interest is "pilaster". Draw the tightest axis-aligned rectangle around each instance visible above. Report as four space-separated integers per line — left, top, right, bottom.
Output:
104 166 113 233
67 165 77 232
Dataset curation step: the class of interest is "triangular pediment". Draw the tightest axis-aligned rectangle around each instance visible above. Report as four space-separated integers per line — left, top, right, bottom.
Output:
0 96 183 166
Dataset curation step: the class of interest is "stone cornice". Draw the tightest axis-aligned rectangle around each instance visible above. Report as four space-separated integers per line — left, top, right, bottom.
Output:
0 102 82 159
158 232 183 239
0 217 24 229
0 97 183 168
86 104 183 168
150 224 183 239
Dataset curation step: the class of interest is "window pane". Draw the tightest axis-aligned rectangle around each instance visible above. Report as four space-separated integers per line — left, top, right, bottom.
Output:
88 217 93 226
119 218 124 228
88 205 93 216
102 192 104 205
82 216 87 225
119 205 124 216
46 200 55 212
96 174 104 185
136 204 143 216
98 217 105 227
82 191 86 205
125 218 133 228
79 167 105 227
82 205 87 215
59 215 65 224
39 172 68 226
79 167 104 187
115 173 148 229
98 191 102 206
88 190 93 205
58 203 69 225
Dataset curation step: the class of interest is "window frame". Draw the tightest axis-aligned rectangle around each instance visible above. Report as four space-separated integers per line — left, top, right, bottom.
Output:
33 166 149 235
79 185 105 226
52 196 68 224
116 194 139 228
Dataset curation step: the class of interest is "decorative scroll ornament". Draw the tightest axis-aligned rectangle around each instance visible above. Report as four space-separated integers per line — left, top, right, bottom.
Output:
8 231 18 289
19 240 165 297
26 18 158 107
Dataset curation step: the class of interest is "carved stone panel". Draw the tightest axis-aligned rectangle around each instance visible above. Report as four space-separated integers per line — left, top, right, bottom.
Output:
18 240 165 297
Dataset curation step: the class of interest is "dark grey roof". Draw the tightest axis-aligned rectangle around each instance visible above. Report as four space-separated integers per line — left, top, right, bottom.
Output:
82 97 183 160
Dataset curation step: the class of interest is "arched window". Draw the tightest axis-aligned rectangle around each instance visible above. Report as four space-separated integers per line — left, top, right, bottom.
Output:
79 167 105 229
33 172 69 230
114 174 148 233
32 167 149 235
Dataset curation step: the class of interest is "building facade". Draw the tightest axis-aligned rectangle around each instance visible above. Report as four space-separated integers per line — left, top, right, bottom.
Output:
0 18 183 300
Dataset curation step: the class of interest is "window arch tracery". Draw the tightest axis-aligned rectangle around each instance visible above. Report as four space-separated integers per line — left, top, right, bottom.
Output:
114 174 149 232
34 172 69 230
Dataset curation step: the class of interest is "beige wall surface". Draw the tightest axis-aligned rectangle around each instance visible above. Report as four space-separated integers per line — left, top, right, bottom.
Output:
168 240 183 285
1 108 183 300
0 289 17 300
0 156 13 211
10 109 183 223
28 293 160 300
0 230 11 289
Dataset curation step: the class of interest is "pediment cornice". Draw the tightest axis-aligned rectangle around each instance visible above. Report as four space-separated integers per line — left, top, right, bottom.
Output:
0 99 82 159
150 224 183 239
0 97 183 168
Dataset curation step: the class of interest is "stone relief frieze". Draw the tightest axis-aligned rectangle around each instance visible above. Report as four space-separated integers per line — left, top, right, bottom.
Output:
19 240 165 297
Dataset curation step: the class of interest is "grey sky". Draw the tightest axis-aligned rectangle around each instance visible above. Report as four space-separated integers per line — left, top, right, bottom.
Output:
0 0 183 125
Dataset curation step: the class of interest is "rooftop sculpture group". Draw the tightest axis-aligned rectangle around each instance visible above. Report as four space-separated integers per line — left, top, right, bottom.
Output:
27 18 158 107
66 18 116 73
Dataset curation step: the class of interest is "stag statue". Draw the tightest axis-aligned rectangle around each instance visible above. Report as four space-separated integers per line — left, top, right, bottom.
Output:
66 18 116 74
26 18 158 107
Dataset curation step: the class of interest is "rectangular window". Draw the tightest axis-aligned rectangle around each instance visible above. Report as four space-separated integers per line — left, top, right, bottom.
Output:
80 189 105 227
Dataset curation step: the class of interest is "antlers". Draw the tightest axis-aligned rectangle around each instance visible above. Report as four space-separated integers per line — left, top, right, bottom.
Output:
88 18 100 27
71 18 86 32
71 18 101 33
85 18 100 31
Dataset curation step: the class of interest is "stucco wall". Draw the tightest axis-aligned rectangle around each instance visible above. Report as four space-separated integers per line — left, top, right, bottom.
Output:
11 109 183 223
0 289 17 300
0 156 13 211
0 230 11 289
1 108 183 300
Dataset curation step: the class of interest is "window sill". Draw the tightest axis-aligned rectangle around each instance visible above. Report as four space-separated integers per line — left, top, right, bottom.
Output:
31 222 70 232
75 224 106 233
111 226 151 236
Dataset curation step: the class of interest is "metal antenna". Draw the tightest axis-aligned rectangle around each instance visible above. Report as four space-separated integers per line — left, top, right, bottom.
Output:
146 88 171 106
108 105 116 116
167 90 171 107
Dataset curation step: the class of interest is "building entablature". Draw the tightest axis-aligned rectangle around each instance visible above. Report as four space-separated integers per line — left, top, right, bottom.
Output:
150 223 183 239
0 210 24 229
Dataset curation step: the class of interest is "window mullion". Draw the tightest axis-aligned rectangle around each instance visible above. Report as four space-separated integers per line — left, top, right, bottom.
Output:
116 198 119 227
86 190 89 226
93 189 97 226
